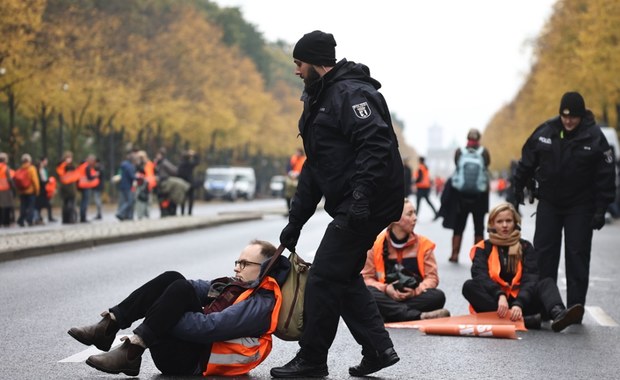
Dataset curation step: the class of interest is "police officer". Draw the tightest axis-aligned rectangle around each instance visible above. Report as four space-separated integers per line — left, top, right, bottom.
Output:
512 91 616 309
270 30 404 378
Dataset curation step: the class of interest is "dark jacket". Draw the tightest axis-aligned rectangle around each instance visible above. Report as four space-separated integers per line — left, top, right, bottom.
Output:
290 59 404 226
514 112 616 213
171 255 290 344
470 239 538 309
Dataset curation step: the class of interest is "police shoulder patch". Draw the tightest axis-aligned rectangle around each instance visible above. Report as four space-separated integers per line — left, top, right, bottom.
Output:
604 149 614 164
352 102 372 119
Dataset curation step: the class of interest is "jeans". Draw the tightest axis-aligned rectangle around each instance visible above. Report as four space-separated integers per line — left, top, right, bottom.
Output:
116 188 135 220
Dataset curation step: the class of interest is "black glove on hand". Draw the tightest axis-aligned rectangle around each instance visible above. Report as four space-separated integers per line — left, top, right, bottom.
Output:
514 186 525 205
280 222 301 251
348 190 370 226
591 212 606 230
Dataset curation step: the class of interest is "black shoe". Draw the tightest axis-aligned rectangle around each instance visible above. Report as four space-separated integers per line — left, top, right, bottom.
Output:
349 347 400 377
68 311 119 351
551 304 584 332
524 313 542 330
85 337 142 376
270 355 328 378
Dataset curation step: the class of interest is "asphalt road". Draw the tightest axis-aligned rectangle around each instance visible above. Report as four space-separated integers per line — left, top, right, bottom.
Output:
0 194 618 379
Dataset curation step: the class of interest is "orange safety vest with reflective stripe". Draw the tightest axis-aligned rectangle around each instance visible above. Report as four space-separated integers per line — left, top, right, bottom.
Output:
0 163 10 191
56 161 80 185
144 160 157 191
470 241 522 299
203 276 282 376
77 162 100 189
371 231 434 282
289 154 306 175
415 164 431 189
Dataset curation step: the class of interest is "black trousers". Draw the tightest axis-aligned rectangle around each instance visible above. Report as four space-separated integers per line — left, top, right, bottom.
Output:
299 217 394 363
368 287 446 322
534 200 593 307
110 271 208 375
453 196 485 236
181 187 195 215
416 188 438 217
462 277 564 318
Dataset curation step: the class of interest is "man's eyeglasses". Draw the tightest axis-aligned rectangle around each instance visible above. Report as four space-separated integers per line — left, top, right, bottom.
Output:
234 259 262 270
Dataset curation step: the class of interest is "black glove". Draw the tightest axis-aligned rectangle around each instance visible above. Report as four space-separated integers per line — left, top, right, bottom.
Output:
280 222 302 251
591 212 606 230
348 190 370 226
513 186 525 206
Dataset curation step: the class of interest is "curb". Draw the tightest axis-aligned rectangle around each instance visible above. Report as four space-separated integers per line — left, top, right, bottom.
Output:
0 212 263 262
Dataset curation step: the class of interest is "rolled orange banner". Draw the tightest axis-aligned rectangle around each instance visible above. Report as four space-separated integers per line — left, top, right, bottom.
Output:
419 324 518 339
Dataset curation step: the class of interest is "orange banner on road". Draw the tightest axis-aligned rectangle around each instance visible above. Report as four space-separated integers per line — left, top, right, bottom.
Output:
419 324 518 339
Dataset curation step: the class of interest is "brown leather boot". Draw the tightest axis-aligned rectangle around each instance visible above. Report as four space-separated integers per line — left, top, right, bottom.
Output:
86 336 144 376
68 311 119 351
449 235 462 263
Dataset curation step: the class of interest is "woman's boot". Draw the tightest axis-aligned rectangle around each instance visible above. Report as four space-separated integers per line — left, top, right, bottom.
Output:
449 235 462 263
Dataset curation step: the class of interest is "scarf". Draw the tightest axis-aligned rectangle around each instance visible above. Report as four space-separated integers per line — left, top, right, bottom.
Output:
488 229 522 274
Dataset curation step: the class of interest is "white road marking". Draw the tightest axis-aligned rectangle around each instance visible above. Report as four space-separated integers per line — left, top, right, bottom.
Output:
59 336 124 363
586 306 619 327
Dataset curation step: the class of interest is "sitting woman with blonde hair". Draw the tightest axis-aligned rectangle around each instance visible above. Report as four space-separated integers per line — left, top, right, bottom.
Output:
462 202 583 332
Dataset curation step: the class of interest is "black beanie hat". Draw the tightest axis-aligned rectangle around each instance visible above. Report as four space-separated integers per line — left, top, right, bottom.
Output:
293 30 337 66
559 92 586 117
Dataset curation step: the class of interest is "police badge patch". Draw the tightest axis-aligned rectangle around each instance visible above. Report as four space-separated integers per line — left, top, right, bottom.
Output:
352 102 372 119
604 149 614 164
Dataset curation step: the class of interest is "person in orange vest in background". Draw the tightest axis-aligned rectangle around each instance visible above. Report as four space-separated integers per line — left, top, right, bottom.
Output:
284 148 306 213
56 151 80 224
414 156 439 220
77 154 100 223
34 157 57 224
462 202 584 332
68 240 288 377
15 153 40 227
92 157 105 220
0 152 15 227
362 198 449 322
135 151 153 220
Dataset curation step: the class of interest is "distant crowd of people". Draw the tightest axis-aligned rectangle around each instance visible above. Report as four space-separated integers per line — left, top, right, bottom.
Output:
0 147 199 228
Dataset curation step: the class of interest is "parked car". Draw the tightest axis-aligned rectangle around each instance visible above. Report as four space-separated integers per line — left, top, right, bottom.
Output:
203 166 256 201
269 175 286 197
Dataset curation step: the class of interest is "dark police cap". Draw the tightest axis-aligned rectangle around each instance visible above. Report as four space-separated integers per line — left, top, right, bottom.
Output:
293 30 337 66
559 91 586 117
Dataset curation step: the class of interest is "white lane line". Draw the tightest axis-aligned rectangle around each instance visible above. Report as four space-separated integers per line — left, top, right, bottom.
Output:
586 306 619 327
59 336 124 363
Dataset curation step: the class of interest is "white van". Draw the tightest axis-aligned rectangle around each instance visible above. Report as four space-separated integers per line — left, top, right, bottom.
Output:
203 166 256 201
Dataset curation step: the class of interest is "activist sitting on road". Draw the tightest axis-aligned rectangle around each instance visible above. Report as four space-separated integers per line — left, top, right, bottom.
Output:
68 240 289 377
462 202 584 332
362 198 450 322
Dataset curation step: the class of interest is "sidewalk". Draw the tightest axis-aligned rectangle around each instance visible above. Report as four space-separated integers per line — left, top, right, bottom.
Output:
0 208 264 262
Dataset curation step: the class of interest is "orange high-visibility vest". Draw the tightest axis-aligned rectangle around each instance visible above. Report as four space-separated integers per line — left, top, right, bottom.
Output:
56 161 81 184
0 163 10 191
204 276 282 376
289 155 306 175
415 164 431 189
45 176 57 199
144 160 157 191
371 231 435 282
470 241 522 299
77 162 100 189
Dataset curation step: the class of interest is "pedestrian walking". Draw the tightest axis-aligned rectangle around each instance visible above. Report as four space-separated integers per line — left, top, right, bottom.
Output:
414 156 438 219
271 30 404 378
15 153 40 227
115 150 136 221
0 152 15 227
512 91 616 308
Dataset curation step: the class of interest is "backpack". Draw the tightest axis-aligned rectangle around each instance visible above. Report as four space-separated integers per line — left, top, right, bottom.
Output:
13 167 32 191
451 146 488 194
274 251 310 341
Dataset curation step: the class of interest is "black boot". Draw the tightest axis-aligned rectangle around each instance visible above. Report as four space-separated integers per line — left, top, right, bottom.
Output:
551 304 584 332
270 354 328 378
86 336 144 376
68 311 119 351
523 314 542 330
349 347 400 377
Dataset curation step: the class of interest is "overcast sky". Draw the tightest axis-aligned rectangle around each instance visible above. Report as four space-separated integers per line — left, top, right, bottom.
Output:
212 0 556 155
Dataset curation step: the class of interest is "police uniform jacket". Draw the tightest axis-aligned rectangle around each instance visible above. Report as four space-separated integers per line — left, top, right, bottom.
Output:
514 112 616 213
290 59 404 226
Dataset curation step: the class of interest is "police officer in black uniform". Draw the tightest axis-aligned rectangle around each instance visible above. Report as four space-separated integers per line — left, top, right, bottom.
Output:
512 91 616 310
270 30 404 378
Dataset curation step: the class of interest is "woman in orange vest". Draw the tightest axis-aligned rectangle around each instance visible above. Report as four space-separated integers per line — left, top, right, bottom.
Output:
68 240 287 377
56 151 80 224
414 156 439 219
462 202 584 332
0 152 15 227
361 198 449 322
